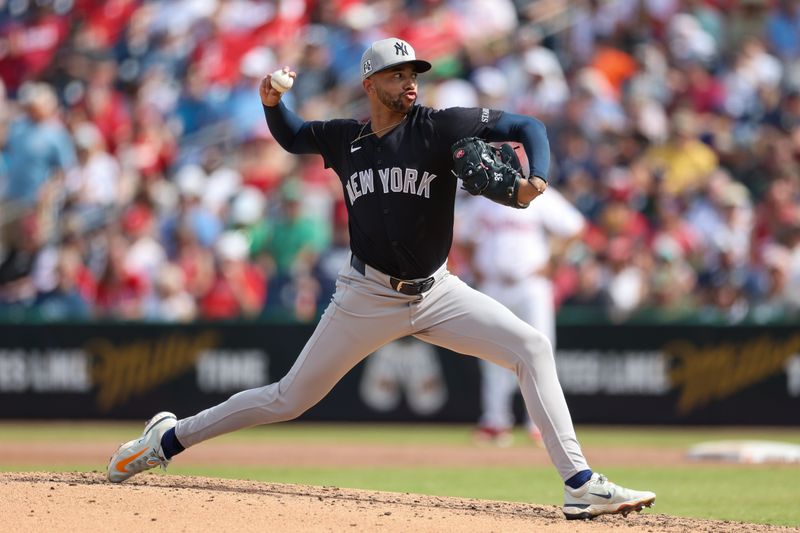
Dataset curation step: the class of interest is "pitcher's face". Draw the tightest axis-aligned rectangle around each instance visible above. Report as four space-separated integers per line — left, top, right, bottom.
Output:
368 65 419 114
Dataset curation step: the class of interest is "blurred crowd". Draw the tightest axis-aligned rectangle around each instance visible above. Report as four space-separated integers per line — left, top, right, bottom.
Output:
2 0 800 324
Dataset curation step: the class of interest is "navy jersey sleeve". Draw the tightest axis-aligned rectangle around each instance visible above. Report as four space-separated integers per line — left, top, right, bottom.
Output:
429 106 503 148
486 112 551 180
264 102 318 153
430 106 550 181
263 102 357 172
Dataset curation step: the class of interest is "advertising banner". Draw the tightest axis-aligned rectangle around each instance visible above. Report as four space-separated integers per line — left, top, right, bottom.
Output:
0 323 798 424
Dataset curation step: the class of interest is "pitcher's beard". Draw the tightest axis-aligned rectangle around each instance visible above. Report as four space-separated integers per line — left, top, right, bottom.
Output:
377 86 412 114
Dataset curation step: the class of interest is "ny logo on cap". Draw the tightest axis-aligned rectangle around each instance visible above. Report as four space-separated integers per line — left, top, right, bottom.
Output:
363 59 372 75
394 41 409 56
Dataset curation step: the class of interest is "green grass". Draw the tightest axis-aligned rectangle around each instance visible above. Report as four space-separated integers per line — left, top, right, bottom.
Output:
2 421 799 447
3 422 800 526
0 421 484 445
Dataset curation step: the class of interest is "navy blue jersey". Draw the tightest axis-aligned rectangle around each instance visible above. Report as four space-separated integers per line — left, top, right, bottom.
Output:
308 105 502 279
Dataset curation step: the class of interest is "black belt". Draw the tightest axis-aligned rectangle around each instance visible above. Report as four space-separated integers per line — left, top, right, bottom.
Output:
350 255 435 296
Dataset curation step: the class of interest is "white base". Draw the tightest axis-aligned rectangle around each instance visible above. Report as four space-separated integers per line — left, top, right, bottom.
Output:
687 440 800 464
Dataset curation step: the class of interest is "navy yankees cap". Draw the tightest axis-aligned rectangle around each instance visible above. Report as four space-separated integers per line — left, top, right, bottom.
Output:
360 38 432 80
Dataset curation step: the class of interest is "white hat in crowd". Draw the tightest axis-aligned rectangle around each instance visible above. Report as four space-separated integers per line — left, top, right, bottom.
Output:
216 230 249 262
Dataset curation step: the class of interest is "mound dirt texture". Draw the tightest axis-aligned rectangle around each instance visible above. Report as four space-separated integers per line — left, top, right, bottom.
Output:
3 471 796 533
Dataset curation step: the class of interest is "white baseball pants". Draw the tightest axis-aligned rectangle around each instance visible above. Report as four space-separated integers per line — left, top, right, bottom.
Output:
175 256 590 481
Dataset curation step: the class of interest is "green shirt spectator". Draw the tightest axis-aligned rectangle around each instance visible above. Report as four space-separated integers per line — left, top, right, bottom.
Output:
251 180 329 277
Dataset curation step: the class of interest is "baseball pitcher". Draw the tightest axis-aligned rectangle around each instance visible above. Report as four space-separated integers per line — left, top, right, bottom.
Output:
107 37 655 520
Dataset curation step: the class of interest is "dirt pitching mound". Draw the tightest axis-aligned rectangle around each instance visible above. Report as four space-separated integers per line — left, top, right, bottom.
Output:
3 472 793 533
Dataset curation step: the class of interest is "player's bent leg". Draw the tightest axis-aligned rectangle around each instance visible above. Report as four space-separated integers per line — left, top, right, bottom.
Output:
413 276 588 479
413 276 655 517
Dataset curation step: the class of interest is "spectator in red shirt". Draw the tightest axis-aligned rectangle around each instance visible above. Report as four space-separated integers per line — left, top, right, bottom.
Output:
172 221 215 301
95 234 148 319
681 62 726 114
0 5 68 91
199 231 266 320
121 103 176 180
78 59 132 153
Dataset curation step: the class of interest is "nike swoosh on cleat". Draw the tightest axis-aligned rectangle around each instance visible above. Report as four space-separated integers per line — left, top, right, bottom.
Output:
115 447 148 473
589 491 613 499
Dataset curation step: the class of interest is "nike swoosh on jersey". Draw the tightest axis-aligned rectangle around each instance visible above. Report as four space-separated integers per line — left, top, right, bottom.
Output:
350 145 362 153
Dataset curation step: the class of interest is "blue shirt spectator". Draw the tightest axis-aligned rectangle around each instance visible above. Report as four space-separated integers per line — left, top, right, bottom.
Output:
766 0 800 61
3 83 76 206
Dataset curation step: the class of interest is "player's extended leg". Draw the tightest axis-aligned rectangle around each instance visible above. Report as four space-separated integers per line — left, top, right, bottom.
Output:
176 268 425 447
174 300 389 447
412 274 655 519
108 259 415 482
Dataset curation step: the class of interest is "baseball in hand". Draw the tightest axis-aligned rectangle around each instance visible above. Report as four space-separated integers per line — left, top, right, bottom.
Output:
270 69 294 93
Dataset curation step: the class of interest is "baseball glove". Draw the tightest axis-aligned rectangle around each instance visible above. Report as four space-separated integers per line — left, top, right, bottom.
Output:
451 137 528 208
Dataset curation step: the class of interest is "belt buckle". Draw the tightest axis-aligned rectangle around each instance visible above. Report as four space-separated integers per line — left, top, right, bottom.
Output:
397 277 435 295
392 276 435 295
